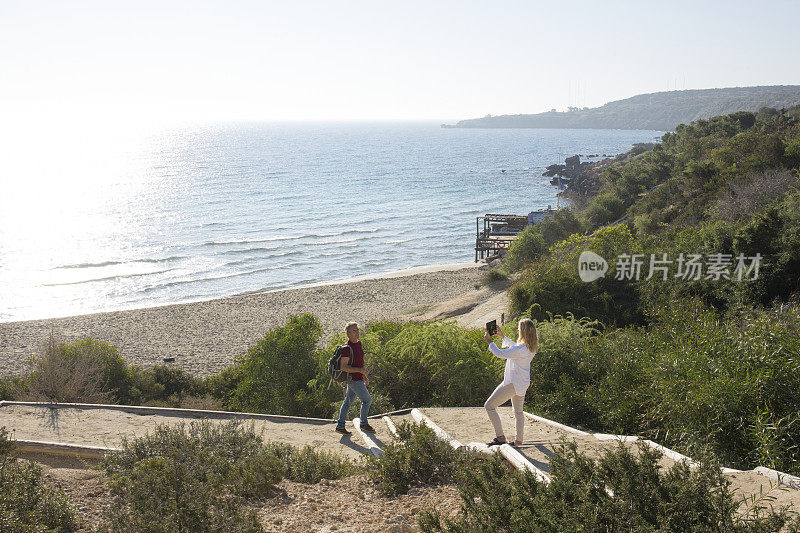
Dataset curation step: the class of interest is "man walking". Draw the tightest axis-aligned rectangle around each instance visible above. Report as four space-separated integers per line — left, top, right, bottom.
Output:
335 322 376 434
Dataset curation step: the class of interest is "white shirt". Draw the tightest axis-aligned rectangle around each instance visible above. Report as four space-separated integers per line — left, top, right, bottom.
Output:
488 335 536 395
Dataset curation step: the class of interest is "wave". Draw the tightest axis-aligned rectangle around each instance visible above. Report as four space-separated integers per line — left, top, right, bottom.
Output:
305 236 374 247
42 269 174 287
138 266 278 293
315 250 352 258
53 256 185 270
200 229 381 248
200 235 308 246
215 246 282 257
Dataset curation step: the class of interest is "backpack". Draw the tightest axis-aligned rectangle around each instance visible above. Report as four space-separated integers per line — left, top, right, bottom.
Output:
327 344 352 386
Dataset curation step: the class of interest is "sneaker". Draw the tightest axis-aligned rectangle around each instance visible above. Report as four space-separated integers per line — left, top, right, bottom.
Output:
360 423 376 433
335 426 351 435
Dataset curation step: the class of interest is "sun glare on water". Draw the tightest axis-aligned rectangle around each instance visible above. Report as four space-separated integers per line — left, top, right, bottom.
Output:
0 119 164 320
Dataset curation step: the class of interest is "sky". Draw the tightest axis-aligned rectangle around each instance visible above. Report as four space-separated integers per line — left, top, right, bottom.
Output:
1 0 799 127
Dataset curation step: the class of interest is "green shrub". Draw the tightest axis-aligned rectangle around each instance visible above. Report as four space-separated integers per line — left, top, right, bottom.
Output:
482 268 509 284
643 301 800 472
524 299 800 475
102 420 275 533
124 365 210 408
22 335 220 408
524 315 605 426
733 190 800 306
0 376 26 401
506 225 546 271
224 314 321 415
511 224 645 326
506 210 585 272
420 441 799 532
582 191 626 227
538 209 584 246
366 322 501 408
368 421 467 496
0 427 77 532
263 442 358 483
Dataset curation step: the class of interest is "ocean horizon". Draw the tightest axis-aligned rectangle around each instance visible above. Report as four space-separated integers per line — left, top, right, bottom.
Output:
0 122 662 323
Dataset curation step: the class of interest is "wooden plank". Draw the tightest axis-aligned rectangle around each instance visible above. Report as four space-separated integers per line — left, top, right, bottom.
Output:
498 443 551 483
410 408 463 449
352 418 382 457
12 439 119 459
754 467 800 489
523 411 591 437
383 416 400 439
594 433 640 442
464 441 500 456
0 401 335 425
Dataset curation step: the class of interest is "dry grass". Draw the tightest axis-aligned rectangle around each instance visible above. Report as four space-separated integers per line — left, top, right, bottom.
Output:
27 334 113 404
712 169 799 220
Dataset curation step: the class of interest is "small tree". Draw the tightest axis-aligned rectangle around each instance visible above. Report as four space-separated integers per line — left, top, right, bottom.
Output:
226 314 321 414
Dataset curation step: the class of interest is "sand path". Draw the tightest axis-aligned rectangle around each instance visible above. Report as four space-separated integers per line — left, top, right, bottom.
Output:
0 403 379 460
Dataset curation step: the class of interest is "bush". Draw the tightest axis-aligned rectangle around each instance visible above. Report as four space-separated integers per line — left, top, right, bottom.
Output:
0 427 77 532
506 225 546 271
368 421 467 496
506 210 585 272
710 169 799 221
511 224 645 326
481 268 508 284
102 420 276 533
365 322 501 408
419 441 799 532
524 315 606 426
263 442 358 483
733 190 800 307
22 335 218 408
224 314 321 415
523 299 800 475
27 336 123 404
124 365 212 408
582 191 626 228
0 376 26 401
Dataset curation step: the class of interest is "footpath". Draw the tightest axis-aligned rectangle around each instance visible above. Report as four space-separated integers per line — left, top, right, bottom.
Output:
2 401 799 514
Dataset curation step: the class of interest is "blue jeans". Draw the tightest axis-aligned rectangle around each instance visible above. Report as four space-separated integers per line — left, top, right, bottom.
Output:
336 379 372 428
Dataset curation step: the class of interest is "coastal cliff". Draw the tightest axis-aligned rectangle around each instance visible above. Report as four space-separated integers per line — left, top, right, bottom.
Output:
444 85 800 131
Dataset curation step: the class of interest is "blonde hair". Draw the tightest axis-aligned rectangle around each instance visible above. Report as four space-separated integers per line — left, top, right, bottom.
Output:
345 322 359 334
517 318 538 353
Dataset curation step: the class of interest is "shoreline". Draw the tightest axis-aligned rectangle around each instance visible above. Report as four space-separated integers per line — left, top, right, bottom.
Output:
0 261 480 326
0 261 491 378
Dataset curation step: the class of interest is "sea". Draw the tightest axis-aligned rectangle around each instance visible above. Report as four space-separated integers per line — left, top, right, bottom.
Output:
0 122 662 322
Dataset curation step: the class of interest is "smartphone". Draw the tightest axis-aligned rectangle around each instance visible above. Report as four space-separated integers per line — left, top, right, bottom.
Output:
485 319 497 336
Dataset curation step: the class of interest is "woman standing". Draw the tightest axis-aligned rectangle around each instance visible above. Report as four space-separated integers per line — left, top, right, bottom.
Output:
483 318 538 446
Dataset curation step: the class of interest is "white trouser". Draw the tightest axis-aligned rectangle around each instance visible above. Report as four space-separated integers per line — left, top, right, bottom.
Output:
484 382 525 443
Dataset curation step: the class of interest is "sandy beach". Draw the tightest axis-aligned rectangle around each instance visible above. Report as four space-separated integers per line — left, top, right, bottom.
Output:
0 262 505 377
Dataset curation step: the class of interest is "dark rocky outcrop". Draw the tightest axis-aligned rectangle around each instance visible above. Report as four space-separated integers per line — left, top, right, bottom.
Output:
546 144 656 202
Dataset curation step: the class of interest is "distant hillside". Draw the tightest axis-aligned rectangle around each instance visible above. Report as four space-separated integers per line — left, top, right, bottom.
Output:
445 85 800 131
